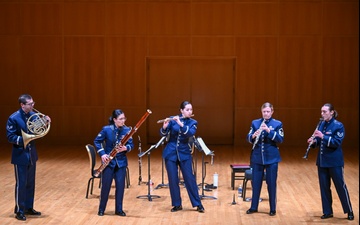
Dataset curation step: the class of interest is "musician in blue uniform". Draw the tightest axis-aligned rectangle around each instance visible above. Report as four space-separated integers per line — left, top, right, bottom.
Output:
307 103 354 220
160 101 204 213
6 94 50 221
94 109 134 217
246 102 284 216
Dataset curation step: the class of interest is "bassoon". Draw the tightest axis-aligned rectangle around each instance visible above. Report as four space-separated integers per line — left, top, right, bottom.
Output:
94 109 152 177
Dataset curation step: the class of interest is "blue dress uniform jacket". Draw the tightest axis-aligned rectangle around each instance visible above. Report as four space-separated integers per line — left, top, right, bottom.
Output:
160 116 202 208
6 109 38 214
6 109 38 165
246 117 284 212
314 118 344 167
247 118 284 165
160 116 196 162
94 124 134 213
94 124 133 168
312 117 353 215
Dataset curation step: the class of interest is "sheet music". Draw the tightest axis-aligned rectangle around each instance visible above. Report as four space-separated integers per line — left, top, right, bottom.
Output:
196 137 214 156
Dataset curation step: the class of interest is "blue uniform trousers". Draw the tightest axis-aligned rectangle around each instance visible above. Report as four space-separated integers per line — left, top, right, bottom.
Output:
250 162 278 212
318 166 353 214
165 158 201 207
99 165 126 212
14 164 36 213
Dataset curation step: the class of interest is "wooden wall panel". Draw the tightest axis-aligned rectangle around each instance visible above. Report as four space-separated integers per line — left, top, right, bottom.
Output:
191 58 235 144
192 2 234 35
64 2 105 35
234 3 279 35
0 0 358 147
146 58 192 143
323 37 359 107
279 2 322 35
105 2 148 35
0 3 20 35
148 37 191 56
277 36 323 108
61 106 105 144
323 2 359 35
0 36 21 105
64 37 105 106
20 37 63 105
235 37 278 108
105 37 148 107
148 2 191 35
192 37 235 56
21 3 63 35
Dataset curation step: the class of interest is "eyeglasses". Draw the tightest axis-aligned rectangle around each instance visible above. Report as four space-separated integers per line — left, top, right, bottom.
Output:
25 102 35 106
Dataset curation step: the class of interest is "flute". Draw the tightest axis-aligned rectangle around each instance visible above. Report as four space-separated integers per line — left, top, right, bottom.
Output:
157 114 194 123
303 118 323 159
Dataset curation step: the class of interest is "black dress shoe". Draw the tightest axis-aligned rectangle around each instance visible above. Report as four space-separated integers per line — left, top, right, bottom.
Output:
115 210 126 217
197 205 205 213
321 214 333 219
270 211 276 216
171 206 183 212
246 209 258 214
25 208 41 216
15 212 26 221
348 212 354 220
98 211 104 216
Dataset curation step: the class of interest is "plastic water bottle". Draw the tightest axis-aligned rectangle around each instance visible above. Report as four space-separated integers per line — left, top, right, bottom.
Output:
238 184 243 197
213 172 218 187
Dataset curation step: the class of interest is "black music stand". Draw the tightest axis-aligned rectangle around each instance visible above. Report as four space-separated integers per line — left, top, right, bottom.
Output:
194 137 216 200
136 136 165 201
155 140 169 189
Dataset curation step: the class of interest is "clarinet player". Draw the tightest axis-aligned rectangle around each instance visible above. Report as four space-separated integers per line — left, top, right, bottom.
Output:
307 103 354 220
246 102 284 216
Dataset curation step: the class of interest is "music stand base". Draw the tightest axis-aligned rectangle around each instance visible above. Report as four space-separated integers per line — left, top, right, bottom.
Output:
136 195 161 202
199 195 217 200
155 183 169 189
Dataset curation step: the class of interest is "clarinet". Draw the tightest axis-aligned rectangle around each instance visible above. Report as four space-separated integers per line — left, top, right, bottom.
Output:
252 119 266 150
303 118 323 159
138 135 142 185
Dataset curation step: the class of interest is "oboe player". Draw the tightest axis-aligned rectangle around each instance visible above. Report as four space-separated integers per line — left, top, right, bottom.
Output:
307 103 354 220
246 102 284 216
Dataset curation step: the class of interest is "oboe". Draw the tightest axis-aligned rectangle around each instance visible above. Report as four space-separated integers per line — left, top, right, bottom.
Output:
138 135 142 185
252 119 266 150
303 118 323 159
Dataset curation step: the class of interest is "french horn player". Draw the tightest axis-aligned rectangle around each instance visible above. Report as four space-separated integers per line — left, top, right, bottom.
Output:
6 94 51 221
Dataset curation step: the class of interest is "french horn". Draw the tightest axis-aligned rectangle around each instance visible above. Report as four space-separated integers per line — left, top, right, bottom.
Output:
21 108 51 148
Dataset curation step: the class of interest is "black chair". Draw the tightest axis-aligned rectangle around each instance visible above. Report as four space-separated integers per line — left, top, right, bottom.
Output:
230 164 251 190
85 144 130 199
85 144 101 198
242 169 266 201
